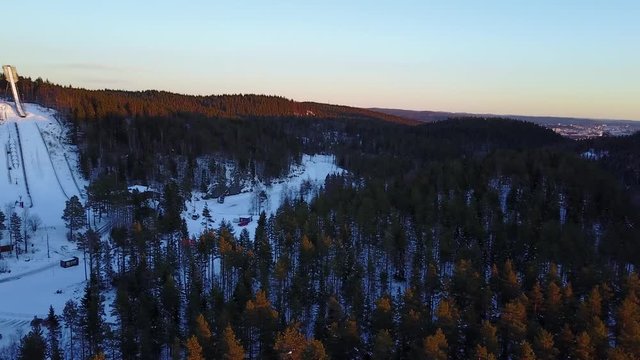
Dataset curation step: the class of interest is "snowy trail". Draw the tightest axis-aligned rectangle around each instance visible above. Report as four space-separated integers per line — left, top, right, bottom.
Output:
0 262 59 284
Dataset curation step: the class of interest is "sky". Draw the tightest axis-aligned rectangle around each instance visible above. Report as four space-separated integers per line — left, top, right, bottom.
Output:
3 1 639 120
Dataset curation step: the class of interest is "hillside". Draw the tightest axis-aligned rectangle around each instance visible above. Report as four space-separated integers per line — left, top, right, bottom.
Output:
1 77 417 125
1 84 639 360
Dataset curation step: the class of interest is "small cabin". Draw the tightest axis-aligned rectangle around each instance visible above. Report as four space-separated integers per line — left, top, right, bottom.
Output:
60 256 79 268
238 216 252 227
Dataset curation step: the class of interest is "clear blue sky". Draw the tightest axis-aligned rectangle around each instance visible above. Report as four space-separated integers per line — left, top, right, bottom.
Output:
4 1 639 119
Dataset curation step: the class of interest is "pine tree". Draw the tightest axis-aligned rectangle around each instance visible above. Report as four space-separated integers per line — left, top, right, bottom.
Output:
499 298 527 355
186 335 204 360
423 328 448 360
435 297 459 339
274 322 307 359
81 275 105 356
533 328 558 360
519 340 536 360
474 344 497 360
221 325 245 360
19 321 47 360
62 195 86 241
616 293 640 356
10 212 22 256
253 212 272 292
245 290 278 357
500 259 521 303
63 300 79 358
574 331 595 360
45 305 63 360
372 329 394 360
479 320 499 356
303 339 328 360
372 296 394 334
201 203 212 230
195 314 214 359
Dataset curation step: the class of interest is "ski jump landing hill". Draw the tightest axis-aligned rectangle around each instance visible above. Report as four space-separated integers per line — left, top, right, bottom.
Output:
0 100 89 347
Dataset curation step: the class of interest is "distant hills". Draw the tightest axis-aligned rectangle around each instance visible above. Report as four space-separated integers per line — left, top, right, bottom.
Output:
372 107 640 139
371 107 640 127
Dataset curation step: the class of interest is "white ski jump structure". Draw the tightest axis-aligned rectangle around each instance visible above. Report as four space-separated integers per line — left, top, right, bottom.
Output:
2 65 27 117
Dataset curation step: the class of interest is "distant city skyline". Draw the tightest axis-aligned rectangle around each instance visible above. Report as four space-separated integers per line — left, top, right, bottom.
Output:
3 1 639 120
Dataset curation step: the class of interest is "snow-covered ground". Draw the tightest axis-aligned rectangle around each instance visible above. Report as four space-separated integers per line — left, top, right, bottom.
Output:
183 154 344 239
0 102 87 346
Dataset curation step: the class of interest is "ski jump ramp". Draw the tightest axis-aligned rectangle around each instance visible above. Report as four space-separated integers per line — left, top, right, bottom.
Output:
2 65 27 117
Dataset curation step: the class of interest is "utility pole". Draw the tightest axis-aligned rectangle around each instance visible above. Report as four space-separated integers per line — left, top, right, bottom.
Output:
46 231 50 259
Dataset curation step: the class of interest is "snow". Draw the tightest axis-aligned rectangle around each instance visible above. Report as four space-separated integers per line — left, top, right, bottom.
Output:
128 185 155 194
581 148 608 161
184 154 345 240
0 102 88 346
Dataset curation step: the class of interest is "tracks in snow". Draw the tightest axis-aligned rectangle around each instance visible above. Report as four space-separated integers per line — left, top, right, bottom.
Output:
13 123 33 207
33 122 70 200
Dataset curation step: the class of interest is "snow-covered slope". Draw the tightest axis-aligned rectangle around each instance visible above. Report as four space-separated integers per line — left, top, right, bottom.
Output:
0 102 88 346
183 154 345 239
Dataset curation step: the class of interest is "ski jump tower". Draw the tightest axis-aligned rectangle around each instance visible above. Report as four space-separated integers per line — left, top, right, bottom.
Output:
2 65 26 117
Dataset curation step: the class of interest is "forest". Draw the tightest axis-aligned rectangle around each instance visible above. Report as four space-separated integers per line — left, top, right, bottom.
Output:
1 78 640 359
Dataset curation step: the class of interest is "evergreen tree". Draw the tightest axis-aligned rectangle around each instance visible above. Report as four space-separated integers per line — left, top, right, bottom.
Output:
62 195 86 241
63 300 79 359
45 305 63 360
302 339 328 360
221 325 245 360
519 340 536 360
19 321 47 360
9 212 23 256
615 293 640 356
253 212 272 292
372 329 394 360
533 328 558 360
273 320 328 360
81 275 105 356
574 331 596 360
159 181 185 234
499 298 527 355
245 290 278 358
474 344 497 360
423 328 448 360
186 335 204 360
195 314 214 360
201 203 213 230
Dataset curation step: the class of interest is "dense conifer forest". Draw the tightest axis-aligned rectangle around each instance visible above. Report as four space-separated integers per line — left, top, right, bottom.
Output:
2 78 640 359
